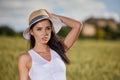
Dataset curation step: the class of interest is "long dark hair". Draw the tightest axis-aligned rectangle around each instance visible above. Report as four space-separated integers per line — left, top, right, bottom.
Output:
29 20 70 64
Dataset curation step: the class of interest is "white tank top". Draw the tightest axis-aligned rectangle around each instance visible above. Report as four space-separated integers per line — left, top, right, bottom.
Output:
28 48 66 80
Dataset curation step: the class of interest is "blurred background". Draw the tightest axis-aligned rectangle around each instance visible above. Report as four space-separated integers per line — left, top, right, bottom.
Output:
0 0 120 80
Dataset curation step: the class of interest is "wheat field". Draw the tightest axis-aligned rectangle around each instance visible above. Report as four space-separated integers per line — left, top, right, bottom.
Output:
0 36 120 80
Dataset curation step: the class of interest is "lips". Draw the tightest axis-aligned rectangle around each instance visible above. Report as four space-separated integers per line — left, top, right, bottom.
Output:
42 37 48 41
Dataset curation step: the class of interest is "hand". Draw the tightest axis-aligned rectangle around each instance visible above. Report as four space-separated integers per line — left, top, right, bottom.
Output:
43 9 53 18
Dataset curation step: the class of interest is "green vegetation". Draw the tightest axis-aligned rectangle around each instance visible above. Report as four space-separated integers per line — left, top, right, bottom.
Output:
0 37 120 80
0 25 22 37
1 24 120 40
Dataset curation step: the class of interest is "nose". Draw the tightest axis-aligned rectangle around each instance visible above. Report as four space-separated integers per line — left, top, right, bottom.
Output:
43 30 48 36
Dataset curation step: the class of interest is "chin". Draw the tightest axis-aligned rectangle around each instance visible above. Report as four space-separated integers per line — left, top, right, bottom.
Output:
41 41 49 44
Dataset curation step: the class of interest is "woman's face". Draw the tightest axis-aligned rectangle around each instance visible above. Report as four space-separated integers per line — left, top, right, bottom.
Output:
30 19 52 44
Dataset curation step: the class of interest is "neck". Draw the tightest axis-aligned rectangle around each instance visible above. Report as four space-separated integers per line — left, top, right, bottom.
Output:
33 43 49 52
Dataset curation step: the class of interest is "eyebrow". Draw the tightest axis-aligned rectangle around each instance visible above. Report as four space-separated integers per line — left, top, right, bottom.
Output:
34 26 42 28
34 25 51 28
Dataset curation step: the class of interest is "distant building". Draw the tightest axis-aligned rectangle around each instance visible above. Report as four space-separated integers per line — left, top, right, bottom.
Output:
82 17 118 37
82 23 96 37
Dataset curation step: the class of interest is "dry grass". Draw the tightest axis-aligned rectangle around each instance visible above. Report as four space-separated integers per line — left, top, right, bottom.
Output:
0 36 120 80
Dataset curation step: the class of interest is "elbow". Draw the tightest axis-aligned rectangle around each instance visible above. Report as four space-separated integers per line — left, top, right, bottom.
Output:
76 21 83 31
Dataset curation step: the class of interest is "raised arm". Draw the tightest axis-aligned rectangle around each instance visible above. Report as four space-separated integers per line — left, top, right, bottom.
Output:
51 14 83 51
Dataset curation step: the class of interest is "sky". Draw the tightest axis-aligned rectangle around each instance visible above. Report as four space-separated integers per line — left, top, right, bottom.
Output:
0 0 120 32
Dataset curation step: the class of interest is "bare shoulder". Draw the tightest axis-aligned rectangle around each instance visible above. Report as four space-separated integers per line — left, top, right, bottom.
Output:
19 52 31 60
18 52 31 64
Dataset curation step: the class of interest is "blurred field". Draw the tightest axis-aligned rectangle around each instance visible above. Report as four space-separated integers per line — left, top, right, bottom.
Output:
0 36 120 80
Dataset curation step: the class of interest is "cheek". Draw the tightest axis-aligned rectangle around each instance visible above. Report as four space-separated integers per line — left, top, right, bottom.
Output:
33 32 41 37
47 30 52 35
32 32 42 40
48 32 51 39
47 32 52 41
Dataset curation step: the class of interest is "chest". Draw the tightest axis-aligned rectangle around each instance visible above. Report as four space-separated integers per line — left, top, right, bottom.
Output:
28 49 66 80
28 49 66 73
38 52 51 62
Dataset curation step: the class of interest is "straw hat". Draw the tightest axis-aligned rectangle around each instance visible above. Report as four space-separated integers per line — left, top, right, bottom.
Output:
23 9 63 40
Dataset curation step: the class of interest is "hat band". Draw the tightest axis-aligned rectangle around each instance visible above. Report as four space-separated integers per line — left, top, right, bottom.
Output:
29 15 48 26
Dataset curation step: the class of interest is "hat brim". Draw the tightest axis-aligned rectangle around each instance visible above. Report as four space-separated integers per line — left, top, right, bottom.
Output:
23 16 63 40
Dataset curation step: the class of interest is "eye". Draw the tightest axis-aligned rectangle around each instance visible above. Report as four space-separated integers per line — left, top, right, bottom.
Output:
37 27 42 31
46 26 51 30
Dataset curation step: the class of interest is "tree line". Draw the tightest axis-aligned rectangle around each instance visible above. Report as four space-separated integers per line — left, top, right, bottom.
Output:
0 25 22 37
0 24 120 40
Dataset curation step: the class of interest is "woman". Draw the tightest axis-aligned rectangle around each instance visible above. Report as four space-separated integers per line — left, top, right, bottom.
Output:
18 9 82 80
